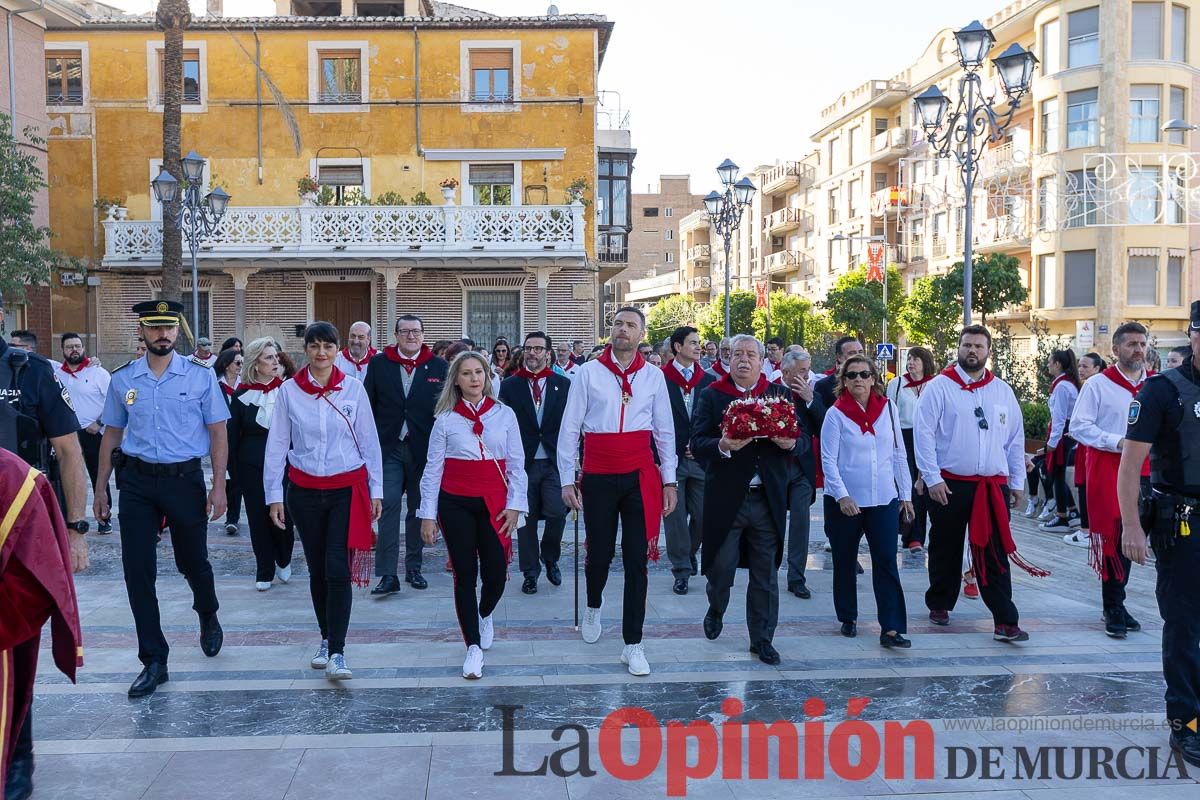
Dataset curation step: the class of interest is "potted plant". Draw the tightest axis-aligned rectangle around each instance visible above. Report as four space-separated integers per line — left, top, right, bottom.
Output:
94 196 125 220
412 191 432 206
297 175 320 206
567 176 590 206
439 177 459 204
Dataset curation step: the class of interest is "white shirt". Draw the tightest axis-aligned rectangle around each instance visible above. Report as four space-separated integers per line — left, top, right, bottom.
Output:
555 361 578 379
55 361 110 429
913 366 1025 490
262 375 384 504
885 375 930 430
557 356 677 486
193 353 217 369
1046 377 1079 448
821 397 912 506
333 350 372 382
1070 368 1148 453
417 401 529 519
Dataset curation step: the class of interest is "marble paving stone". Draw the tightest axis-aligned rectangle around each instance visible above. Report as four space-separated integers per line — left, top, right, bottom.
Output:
425 744 570 800
283 746 432 799
24 751 172 800
140 748 305 800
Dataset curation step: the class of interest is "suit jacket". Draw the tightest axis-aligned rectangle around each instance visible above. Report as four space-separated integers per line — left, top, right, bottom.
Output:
691 381 810 572
498 372 571 470
363 352 448 463
789 389 826 493
226 388 270 476
814 372 837 411
664 370 716 464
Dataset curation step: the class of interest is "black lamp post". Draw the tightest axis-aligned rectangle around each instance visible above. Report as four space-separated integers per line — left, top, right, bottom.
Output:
704 159 756 339
916 21 1037 327
151 149 231 346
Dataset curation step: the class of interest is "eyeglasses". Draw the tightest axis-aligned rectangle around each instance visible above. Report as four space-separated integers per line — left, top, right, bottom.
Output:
525 346 547 354
974 406 989 430
397 328 422 337
843 370 873 381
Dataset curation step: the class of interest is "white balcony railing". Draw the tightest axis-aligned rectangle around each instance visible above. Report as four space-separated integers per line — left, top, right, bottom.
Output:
974 213 1030 248
625 271 680 301
686 244 711 262
761 161 814 194
102 203 587 265
764 207 810 234
765 250 812 273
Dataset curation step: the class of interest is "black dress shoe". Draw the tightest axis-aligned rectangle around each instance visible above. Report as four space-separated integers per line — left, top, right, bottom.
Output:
840 621 857 638
200 614 223 657
789 583 811 599
1170 731 1200 767
880 632 912 649
128 662 169 698
544 561 562 586
673 577 689 595
856 562 864 575
749 640 781 665
703 609 723 640
1122 608 1141 632
521 576 538 594
405 569 428 590
371 575 401 596
689 554 698 577
1104 609 1128 639
4 754 33 800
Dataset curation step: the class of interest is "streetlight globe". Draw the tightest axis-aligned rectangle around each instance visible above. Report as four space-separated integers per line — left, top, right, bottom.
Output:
181 150 206 183
150 168 179 205
1163 118 1198 133
205 186 231 218
733 177 756 206
703 191 723 218
992 43 1037 97
914 85 950 131
716 158 739 187
953 20 995 67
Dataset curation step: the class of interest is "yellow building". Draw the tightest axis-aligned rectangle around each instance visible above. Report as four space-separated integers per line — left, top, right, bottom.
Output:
45 1 610 361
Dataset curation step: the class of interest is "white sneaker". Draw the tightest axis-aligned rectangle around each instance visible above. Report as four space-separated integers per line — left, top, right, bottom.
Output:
310 639 330 669
275 564 292 584
479 614 495 650
255 581 272 592
463 645 484 679
1023 498 1038 517
581 600 603 644
325 652 352 680
1037 502 1056 522
621 643 651 676
1063 530 1091 548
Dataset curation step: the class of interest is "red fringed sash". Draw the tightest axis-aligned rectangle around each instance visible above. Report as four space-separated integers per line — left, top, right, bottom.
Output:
583 430 663 561
287 465 374 587
941 471 1051 586
441 458 512 564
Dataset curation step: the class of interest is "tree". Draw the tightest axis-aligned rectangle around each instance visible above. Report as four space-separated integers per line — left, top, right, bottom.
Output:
0 115 64 302
941 252 1028 325
697 290 756 343
645 294 702 345
897 275 958 363
820 265 905 346
156 0 191 308
752 291 831 346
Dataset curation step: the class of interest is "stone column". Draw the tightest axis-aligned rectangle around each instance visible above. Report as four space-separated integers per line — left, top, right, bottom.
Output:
373 266 412 340
526 265 561 332
222 267 260 340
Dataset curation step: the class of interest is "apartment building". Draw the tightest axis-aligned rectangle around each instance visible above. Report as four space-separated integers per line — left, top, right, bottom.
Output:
621 175 705 305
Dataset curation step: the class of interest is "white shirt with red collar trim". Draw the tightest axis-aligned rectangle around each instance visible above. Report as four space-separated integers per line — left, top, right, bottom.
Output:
1069 367 1149 453
417 400 528 519
55 361 110 429
333 350 372 382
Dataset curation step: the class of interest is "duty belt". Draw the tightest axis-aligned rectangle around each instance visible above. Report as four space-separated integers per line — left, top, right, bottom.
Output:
123 455 202 477
1152 489 1196 539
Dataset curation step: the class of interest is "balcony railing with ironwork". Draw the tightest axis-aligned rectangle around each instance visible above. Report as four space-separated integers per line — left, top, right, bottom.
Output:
686 244 711 262
597 242 629 263
872 126 917 158
764 249 812 274
761 161 814 195
973 213 1030 249
764 207 810 235
931 235 948 258
102 203 587 265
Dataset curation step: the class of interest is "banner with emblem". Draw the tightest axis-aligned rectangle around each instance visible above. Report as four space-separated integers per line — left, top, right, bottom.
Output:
755 280 768 308
866 243 886 283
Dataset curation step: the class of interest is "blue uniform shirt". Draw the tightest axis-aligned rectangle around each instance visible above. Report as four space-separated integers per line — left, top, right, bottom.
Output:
101 352 230 463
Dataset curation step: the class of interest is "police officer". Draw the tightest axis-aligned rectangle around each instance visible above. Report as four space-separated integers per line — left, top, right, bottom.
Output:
1118 298 1200 768
93 300 230 698
0 295 89 800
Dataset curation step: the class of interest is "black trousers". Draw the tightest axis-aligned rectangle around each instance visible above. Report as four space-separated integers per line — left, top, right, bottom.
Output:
664 457 706 579
116 465 219 666
1077 483 1090 527
705 490 780 644
287 484 352 655
1100 476 1147 612
440 491 507 647
1154 517 1200 735
77 429 110 508
239 462 295 583
516 459 566 579
581 471 649 645
826 496 907 633
899 428 927 547
925 479 1018 626
1050 439 1077 515
377 442 425 575
226 473 242 526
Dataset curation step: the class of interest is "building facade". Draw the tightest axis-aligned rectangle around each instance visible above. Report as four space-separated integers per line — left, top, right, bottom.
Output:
621 174 705 305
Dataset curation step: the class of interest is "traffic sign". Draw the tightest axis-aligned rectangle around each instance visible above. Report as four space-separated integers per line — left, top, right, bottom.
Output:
875 343 895 361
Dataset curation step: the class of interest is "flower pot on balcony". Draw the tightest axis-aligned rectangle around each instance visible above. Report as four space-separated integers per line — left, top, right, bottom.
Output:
441 186 456 205
300 192 318 207
101 205 118 221
115 206 128 221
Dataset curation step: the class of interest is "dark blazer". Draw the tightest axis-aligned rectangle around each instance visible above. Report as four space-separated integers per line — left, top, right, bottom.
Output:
814 372 837 412
690 381 810 573
363 352 448 463
664 369 716 463
498 372 571 470
226 388 268 474
790 388 826 492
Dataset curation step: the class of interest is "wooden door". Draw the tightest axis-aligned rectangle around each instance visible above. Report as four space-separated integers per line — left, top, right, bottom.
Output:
314 281 371 344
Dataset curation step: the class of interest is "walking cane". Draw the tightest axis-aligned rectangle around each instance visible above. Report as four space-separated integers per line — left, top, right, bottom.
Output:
573 507 580 630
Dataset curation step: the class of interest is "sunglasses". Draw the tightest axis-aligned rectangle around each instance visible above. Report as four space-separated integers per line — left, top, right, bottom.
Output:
844 370 873 381
974 406 989 430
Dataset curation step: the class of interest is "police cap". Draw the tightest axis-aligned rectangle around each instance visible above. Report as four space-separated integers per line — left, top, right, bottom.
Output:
133 300 183 327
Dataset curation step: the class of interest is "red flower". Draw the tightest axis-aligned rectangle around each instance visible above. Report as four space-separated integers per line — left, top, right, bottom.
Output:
721 396 799 440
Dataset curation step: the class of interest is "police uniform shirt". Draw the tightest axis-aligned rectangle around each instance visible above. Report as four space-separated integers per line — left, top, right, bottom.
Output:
0 337 80 443
101 351 230 464
55 361 111 429
1125 355 1200 495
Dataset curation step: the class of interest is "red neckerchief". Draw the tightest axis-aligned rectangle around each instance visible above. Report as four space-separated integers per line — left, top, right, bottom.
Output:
1049 374 1070 396
1101 365 1150 396
60 358 91 376
384 344 433 375
834 391 887 435
823 367 836 376
661 360 704 394
454 396 496 436
341 346 377 367
903 373 933 389
596 345 646 400
239 377 283 393
711 359 729 377
711 373 770 398
769 359 782 371
939 365 995 392
515 367 553 405
294 365 345 398
220 380 237 397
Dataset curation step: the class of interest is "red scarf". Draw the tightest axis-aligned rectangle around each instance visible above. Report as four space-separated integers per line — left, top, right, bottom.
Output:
834 391 887 435
941 471 1051 586
515 367 553 405
711 373 770 398
60 358 90 376
220 380 236 397
1043 374 1070 472
1101 365 1149 396
293 365 346 398
453 396 496 436
711 359 729 377
384 344 434 375
288 465 374 587
823 367 836 376
341 346 377 368
596 345 646 400
903 373 933 389
939 365 995 392
661 360 704 394
239 377 283 393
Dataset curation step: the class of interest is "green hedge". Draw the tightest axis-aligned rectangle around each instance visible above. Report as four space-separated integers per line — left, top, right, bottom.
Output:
1021 401 1050 440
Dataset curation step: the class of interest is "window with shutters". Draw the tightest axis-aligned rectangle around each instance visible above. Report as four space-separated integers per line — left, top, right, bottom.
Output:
45 50 83 105
1068 7 1100 67
469 163 514 205
1066 88 1098 148
1041 97 1059 153
1036 254 1054 308
460 41 521 110
148 43 205 111
469 49 513 102
1127 252 1159 305
1168 86 1187 145
1129 85 1161 143
318 50 362 103
1132 2 1165 59
1063 250 1096 307
156 49 201 104
1041 18 1060 73
1167 255 1184 304
316 162 368 205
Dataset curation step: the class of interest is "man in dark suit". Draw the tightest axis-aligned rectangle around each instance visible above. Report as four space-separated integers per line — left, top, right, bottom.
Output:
500 331 572 594
363 313 447 594
780 348 825 599
661 326 716 595
691 334 807 665
814 335 864 408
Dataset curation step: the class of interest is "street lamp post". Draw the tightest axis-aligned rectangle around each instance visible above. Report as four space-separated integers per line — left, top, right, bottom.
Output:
151 150 231 348
915 21 1038 327
704 159 756 340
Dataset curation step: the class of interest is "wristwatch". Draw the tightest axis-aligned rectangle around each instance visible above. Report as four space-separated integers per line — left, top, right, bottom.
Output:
663 482 678 488
66 520 90 534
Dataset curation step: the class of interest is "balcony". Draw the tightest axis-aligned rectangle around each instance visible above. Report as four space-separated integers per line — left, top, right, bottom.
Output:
764 249 812 275
930 235 948 258
872 127 917 162
102 203 587 266
870 186 910 218
597 242 629 263
686 275 711 293
764 207 810 236
761 161 813 196
625 271 680 302
686 244 711 263
974 213 1030 252
679 210 711 233
978 141 1031 180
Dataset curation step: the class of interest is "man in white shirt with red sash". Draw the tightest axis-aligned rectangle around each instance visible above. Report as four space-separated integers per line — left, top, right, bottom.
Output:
915 325 1046 642
1069 321 1150 638
559 307 677 677
333 321 377 382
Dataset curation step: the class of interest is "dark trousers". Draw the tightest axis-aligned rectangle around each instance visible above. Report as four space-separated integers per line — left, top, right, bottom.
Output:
440 492 508 647
116 465 219 666
1050 440 1077 515
5 639 36 780
517 459 567 579
785 471 813 590
240 462 295 583
1154 518 1200 735
77 428 110 509
287 484 352 655
377 442 425 575
826 496 907 633
925 478 1018 626
1101 477 1147 612
899 428 927 547
581 471 649 645
663 457 705 579
705 490 780 645
225 473 242 526
1077 483 1090 527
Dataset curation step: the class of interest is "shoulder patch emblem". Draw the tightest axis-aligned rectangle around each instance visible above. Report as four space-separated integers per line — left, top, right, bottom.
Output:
112 360 132 373
1127 400 1142 426
1193 400 1200 419
189 356 208 368
60 386 74 411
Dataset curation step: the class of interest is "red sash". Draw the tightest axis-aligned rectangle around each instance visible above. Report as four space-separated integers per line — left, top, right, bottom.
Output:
287 465 374 587
939 365 995 391
340 347 376 370
383 344 433 374
1073 444 1088 487
1044 375 1069 473
834 391 887 435
711 359 729 377
661 360 704 394
941 471 1050 586
582 430 663 562
59 358 90 377
441 458 512 563
1083 450 1126 583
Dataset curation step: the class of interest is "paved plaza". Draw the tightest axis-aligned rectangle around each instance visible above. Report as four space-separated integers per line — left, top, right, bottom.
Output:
26 481 1199 800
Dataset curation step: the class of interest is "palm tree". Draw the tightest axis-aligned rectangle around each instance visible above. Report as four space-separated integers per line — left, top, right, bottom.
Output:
155 0 190 306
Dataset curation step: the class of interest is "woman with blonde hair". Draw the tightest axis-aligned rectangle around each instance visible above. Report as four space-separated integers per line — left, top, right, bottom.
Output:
419 351 527 680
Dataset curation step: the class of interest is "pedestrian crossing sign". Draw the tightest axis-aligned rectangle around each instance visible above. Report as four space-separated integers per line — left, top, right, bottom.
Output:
875 343 895 361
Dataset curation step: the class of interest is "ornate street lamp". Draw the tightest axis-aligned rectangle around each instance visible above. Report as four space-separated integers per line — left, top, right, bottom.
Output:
151 150 231 346
705 161 756 339
917 20 1037 326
